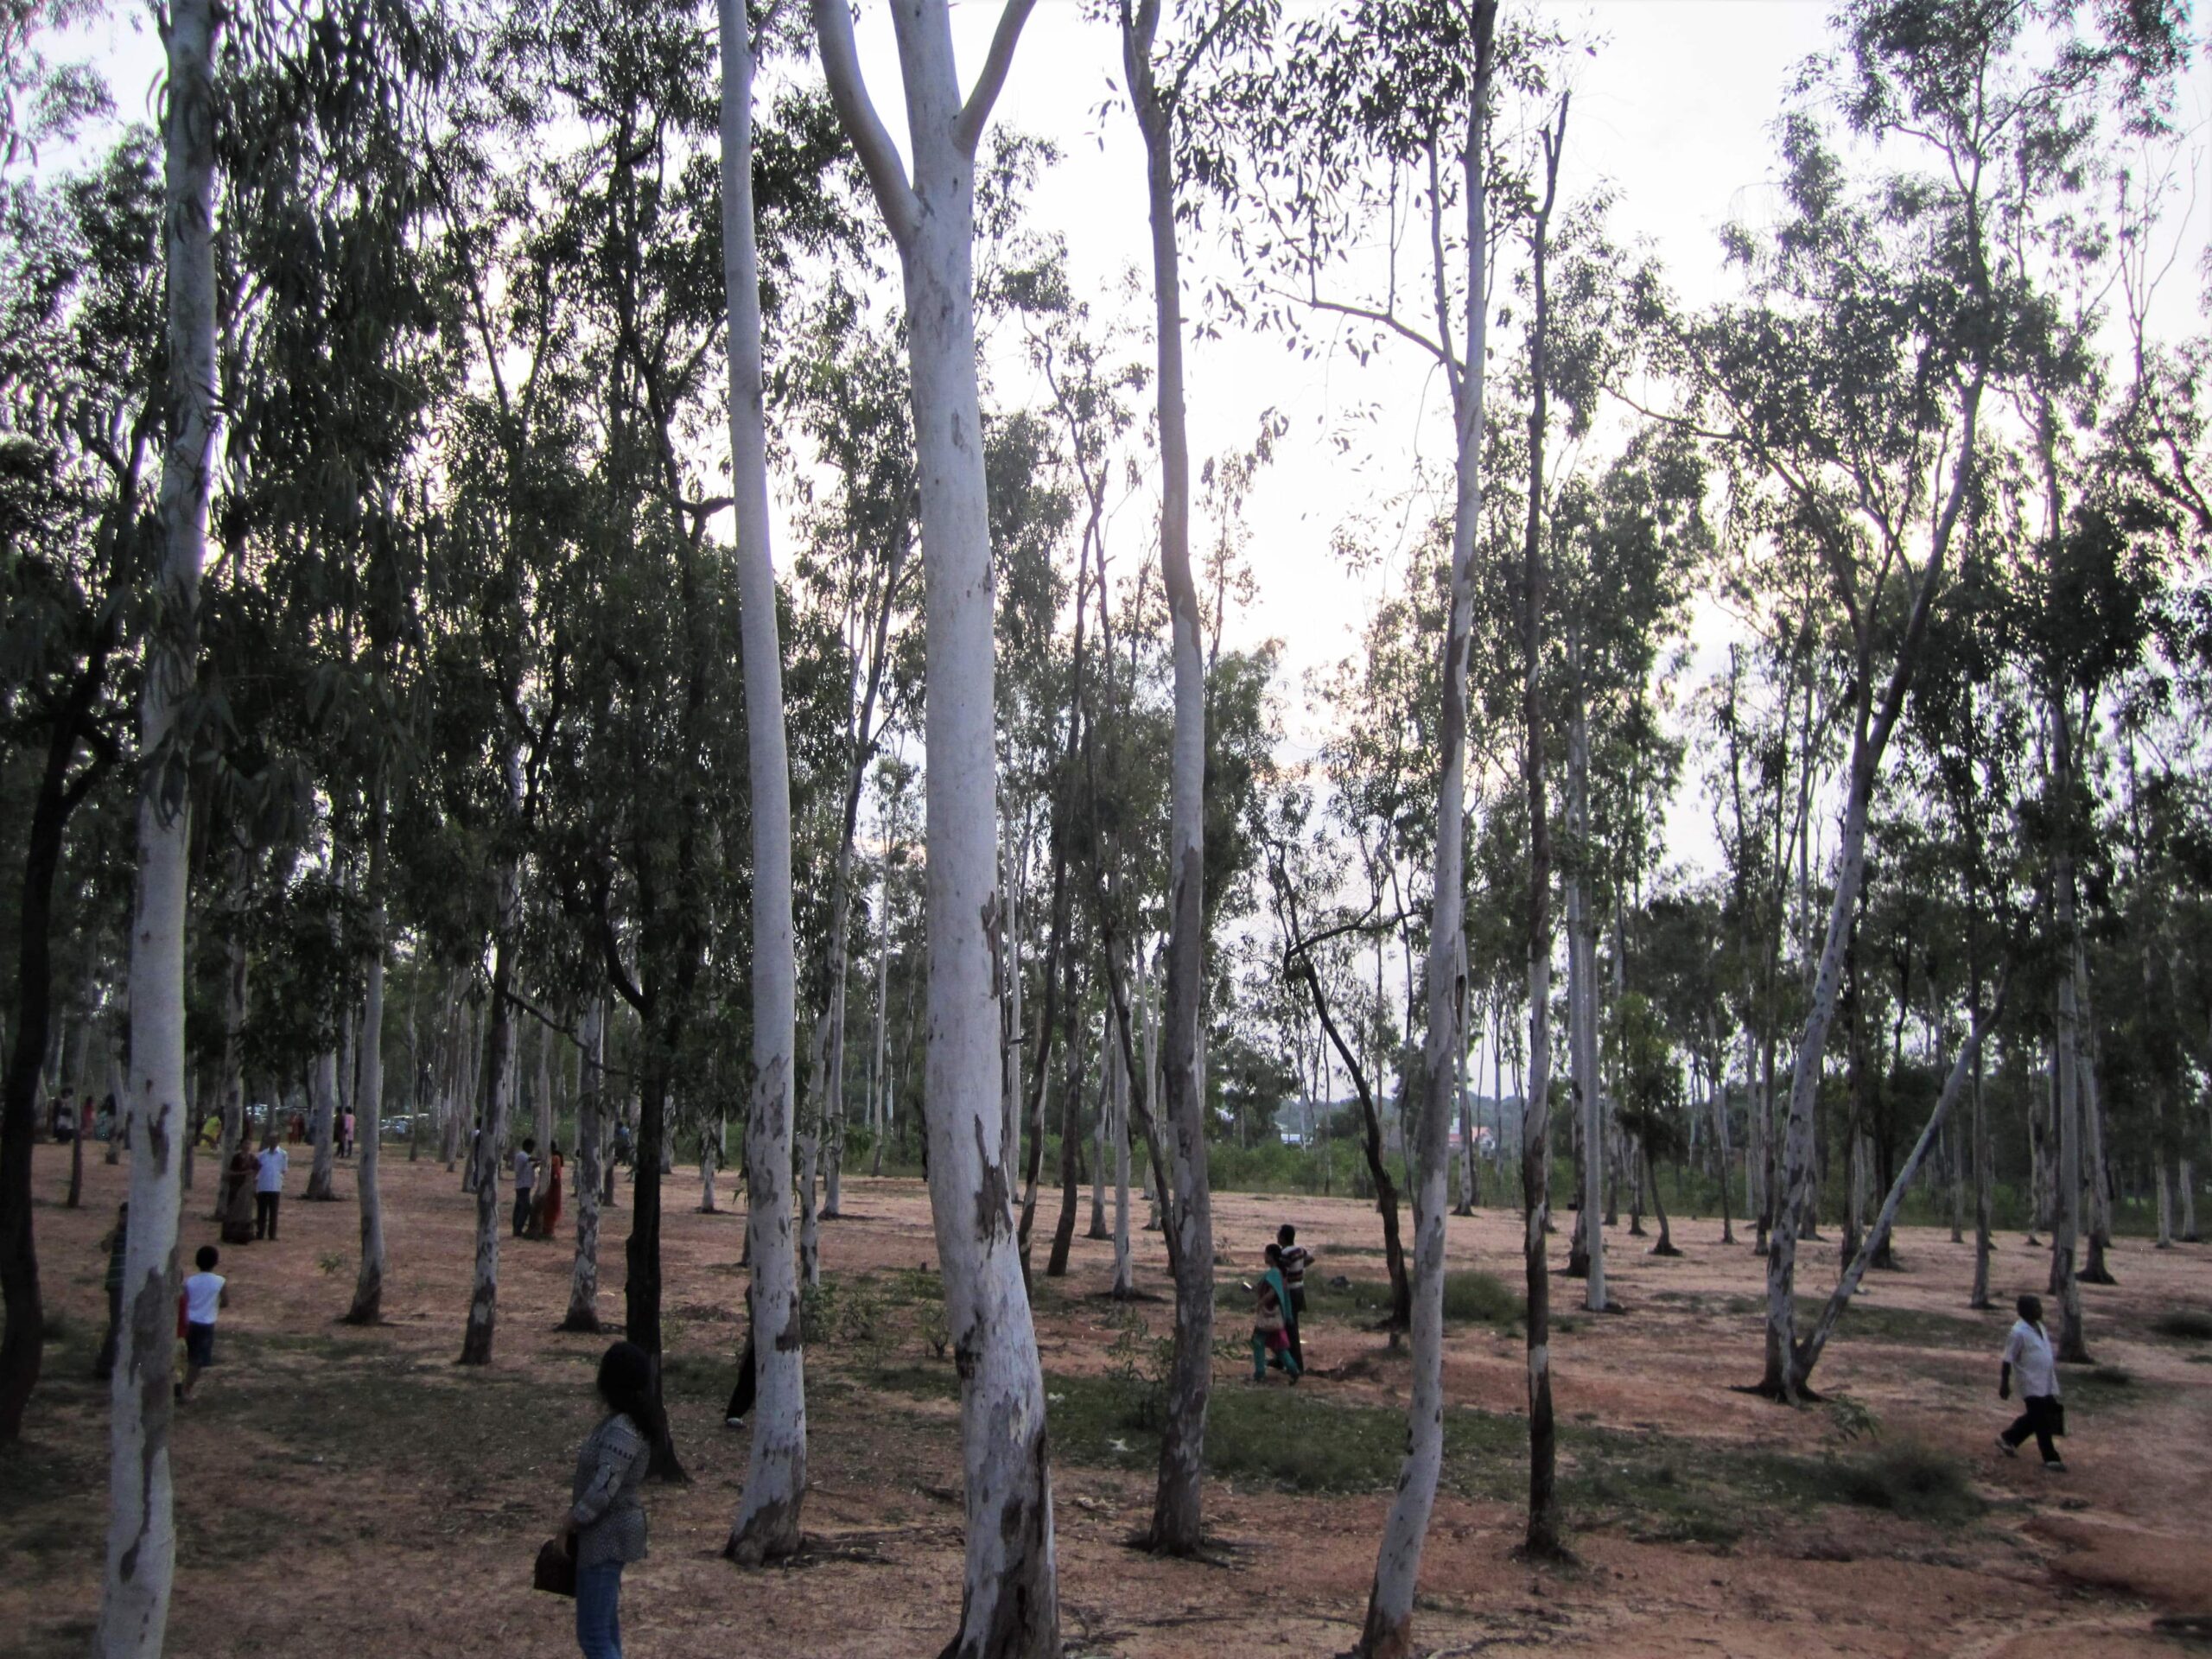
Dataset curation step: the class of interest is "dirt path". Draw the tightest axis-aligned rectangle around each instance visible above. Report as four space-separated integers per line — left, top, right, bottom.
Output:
4 1143 2208 1656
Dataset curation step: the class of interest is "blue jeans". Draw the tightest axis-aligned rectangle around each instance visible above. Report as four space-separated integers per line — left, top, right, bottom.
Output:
575 1560 623 1659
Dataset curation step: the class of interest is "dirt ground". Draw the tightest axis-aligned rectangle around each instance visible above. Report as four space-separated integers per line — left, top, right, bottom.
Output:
6 1141 2211 1658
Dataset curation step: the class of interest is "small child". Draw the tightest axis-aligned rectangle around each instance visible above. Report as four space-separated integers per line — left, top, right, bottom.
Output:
1250 1277 1299 1382
179 1244 227 1402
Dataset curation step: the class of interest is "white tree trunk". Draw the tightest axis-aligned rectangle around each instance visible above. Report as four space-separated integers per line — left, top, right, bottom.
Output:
720 0 806 1560
811 0 1057 1634
345 813 389 1323
99 3 216 1647
1357 26 1492 1647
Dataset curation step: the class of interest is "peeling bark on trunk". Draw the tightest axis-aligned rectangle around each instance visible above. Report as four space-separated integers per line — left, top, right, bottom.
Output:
98 3 216 1644
721 0 806 1560
812 0 1059 1637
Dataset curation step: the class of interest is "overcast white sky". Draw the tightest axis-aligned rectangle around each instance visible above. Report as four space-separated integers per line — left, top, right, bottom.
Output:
42 0 2212 880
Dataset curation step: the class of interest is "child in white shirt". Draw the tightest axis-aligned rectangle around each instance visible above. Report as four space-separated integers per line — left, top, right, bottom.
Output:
180 1244 227 1402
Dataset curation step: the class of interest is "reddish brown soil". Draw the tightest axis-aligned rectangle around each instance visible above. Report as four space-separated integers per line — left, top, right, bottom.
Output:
5 1143 2209 1656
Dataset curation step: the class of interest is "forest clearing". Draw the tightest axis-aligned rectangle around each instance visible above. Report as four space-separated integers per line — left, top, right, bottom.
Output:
7 1149 2209 1658
7 0 2212 1655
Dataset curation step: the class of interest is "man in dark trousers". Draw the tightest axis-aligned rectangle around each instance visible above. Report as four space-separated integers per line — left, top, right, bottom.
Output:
255 1136 289 1240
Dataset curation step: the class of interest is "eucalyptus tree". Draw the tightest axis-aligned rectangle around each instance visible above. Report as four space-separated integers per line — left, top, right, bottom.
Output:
1114 0 1274 1554
1678 1 2018 1402
97 0 218 1643
720 0 807 1563
0 131 158 1440
810 0 1062 1638
1242 0 1513 1630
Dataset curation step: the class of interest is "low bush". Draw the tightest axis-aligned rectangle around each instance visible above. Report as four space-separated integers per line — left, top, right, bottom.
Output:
1827 1440 1981 1523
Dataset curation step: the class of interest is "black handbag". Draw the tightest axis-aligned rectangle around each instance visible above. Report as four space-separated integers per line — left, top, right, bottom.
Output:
534 1535 577 1598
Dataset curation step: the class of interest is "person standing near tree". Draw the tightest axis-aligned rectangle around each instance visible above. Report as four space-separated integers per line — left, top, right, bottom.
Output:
565 1340 657 1659
177 1245 226 1402
513 1137 538 1239
1997 1294 2066 1471
255 1136 288 1240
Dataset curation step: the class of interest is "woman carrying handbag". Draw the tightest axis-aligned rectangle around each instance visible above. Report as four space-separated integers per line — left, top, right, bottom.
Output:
552 1341 658 1656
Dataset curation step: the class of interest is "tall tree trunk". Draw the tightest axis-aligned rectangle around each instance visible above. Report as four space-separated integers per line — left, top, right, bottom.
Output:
460 826 522 1366
1109 955 1133 1300
2076 949 2114 1284
1352 22 1494 1648
1566 642 1604 1313
0 643 111 1439
720 1 806 1559
1118 0 1219 1559
1711 1019 1734 1245
98 3 216 1644
1516 92 1566 1564
565 999 606 1331
344 806 389 1324
814 0 1059 1636
304 1049 338 1200
1046 1001 1084 1279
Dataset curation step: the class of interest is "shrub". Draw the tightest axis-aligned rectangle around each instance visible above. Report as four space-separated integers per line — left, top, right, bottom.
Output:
1829 1440 1981 1522
1441 1269 1524 1326
2152 1308 2212 1342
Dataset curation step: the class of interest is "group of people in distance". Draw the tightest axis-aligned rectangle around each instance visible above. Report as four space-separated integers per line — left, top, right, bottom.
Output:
216 1134 290 1245
1250 1224 1312 1384
511 1137 567 1240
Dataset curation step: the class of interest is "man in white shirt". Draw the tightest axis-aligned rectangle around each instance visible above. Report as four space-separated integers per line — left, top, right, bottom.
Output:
255 1136 289 1240
179 1244 227 1402
513 1139 537 1238
1997 1293 2065 1470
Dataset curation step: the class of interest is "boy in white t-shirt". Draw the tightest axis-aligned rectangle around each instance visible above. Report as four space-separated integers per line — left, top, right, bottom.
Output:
179 1244 228 1402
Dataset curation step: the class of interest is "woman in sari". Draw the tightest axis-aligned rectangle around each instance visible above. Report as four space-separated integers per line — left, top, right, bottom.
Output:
219 1145 257 1244
532 1142 565 1239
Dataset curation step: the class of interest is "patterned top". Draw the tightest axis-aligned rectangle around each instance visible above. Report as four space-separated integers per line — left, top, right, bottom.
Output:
569 1412 649 1567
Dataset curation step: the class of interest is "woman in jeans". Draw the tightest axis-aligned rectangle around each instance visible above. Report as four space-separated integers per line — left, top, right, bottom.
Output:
565 1341 657 1657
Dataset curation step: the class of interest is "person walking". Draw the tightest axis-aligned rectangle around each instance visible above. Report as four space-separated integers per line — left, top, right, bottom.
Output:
1276 1224 1313 1370
564 1340 657 1659
255 1136 289 1240
513 1138 538 1238
1997 1293 2066 1471
93 1201 128 1380
1249 1244 1301 1383
178 1244 228 1402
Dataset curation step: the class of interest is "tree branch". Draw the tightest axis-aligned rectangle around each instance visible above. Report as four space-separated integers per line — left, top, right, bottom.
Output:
953 0 1037 157
810 0 920 250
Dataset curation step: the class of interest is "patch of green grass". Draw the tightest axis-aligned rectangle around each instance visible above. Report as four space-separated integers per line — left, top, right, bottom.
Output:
1268 1270 1522 1330
867 1362 960 1401
2152 1308 2212 1342
1718 1294 1999 1351
1822 1440 1983 1523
